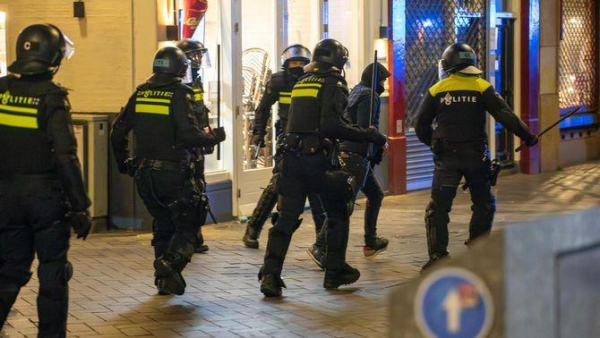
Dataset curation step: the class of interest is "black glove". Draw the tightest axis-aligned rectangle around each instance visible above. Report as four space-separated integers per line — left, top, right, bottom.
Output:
371 146 385 165
367 128 387 146
251 133 266 147
68 210 92 240
526 134 539 147
210 127 227 143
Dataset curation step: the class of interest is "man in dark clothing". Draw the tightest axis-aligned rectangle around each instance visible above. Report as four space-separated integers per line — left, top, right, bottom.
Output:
177 38 212 253
415 43 538 270
308 62 391 268
0 24 91 337
259 39 388 297
242 44 327 249
111 46 226 295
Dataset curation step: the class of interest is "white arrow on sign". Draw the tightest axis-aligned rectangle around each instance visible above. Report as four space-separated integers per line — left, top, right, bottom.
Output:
442 288 462 333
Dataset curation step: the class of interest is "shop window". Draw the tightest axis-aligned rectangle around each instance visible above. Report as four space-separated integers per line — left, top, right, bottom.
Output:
559 0 599 115
325 0 361 87
0 11 6 76
286 0 321 49
241 0 277 171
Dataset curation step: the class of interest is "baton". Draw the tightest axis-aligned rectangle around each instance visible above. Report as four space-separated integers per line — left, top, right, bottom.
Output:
367 51 379 159
217 44 222 160
515 106 581 152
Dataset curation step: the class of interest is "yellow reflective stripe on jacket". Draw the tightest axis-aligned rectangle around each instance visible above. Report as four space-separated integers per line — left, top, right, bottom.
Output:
194 93 204 101
429 75 492 96
0 112 38 129
135 104 170 115
279 92 291 104
291 88 320 99
0 104 38 115
136 98 171 104
294 83 323 89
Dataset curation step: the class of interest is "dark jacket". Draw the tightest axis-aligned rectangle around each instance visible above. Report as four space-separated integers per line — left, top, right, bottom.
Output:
415 73 535 146
0 74 90 211
253 70 296 137
111 77 218 164
339 81 380 156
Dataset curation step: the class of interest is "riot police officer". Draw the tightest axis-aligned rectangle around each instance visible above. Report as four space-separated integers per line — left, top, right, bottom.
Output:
111 46 226 295
177 38 212 253
308 62 392 267
259 39 387 297
0 24 91 337
242 44 327 250
415 43 538 270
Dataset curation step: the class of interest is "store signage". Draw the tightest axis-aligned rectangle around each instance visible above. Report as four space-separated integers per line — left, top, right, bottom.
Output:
182 0 208 39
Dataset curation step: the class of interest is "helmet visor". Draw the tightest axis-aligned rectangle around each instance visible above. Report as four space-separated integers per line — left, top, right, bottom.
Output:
281 45 311 66
62 33 75 60
438 59 448 81
186 48 210 68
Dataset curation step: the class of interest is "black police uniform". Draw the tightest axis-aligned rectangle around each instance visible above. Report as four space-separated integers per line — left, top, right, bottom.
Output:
186 75 212 252
245 71 327 247
415 73 536 261
111 73 220 294
260 67 386 294
0 74 90 335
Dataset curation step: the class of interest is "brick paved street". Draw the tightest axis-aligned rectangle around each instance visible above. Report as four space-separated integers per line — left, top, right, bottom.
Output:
3 162 600 337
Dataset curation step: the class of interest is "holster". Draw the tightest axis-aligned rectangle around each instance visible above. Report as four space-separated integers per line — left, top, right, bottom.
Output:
284 133 325 155
489 159 501 187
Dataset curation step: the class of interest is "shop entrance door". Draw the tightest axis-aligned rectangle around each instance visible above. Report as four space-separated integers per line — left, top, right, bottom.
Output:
0 7 7 76
235 0 283 217
493 16 516 167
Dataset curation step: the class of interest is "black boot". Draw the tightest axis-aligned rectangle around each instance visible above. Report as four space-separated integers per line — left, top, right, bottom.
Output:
306 244 326 270
154 247 191 296
243 225 261 249
155 277 172 296
324 263 361 289
421 252 450 272
363 237 389 257
195 231 209 253
259 273 286 297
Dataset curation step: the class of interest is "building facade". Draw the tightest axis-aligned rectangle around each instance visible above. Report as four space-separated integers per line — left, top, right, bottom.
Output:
0 0 597 228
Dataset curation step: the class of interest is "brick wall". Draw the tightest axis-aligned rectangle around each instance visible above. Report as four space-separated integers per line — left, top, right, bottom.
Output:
4 0 133 113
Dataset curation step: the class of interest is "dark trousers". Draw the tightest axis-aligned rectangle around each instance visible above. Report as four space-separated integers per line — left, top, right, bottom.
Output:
135 165 203 272
248 159 327 238
0 180 72 338
315 152 384 247
425 144 496 257
262 152 354 276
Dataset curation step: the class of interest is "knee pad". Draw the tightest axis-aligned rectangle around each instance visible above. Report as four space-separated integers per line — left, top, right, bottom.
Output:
38 261 72 287
430 186 457 212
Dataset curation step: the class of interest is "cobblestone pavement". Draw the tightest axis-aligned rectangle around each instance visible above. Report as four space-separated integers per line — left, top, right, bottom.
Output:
3 162 600 337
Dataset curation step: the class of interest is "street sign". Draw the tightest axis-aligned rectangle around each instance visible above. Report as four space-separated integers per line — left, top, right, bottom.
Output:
415 268 493 338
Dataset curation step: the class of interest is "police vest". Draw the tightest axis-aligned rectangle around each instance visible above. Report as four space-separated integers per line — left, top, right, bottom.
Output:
0 76 66 176
270 72 295 129
132 84 191 162
428 74 491 142
286 74 334 134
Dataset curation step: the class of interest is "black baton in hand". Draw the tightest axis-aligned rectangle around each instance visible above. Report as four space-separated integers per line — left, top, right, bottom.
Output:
515 106 581 152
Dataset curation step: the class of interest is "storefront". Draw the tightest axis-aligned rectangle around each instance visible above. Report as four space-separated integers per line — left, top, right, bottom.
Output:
134 0 387 225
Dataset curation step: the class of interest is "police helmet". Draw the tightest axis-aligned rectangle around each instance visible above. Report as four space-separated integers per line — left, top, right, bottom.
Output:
8 24 75 75
440 43 482 75
281 44 311 68
152 46 190 77
312 39 348 70
176 39 210 68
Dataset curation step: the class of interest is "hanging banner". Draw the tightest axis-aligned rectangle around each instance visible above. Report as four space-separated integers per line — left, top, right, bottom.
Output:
182 0 208 39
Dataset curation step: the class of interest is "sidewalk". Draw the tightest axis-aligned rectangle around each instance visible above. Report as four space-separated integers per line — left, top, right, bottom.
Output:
3 162 600 337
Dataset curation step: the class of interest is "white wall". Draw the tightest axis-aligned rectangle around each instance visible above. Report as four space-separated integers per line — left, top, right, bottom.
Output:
2 0 134 113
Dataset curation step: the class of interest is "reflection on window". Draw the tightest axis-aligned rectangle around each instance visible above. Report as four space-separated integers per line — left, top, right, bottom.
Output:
559 0 598 114
0 12 6 76
242 49 273 170
190 4 224 172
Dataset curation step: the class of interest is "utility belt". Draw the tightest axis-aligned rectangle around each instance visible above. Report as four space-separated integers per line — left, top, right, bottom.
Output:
0 174 61 193
284 133 331 155
431 138 487 154
138 158 193 172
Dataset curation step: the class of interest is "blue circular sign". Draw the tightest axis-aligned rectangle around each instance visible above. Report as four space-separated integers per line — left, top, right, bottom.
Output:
415 268 493 338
